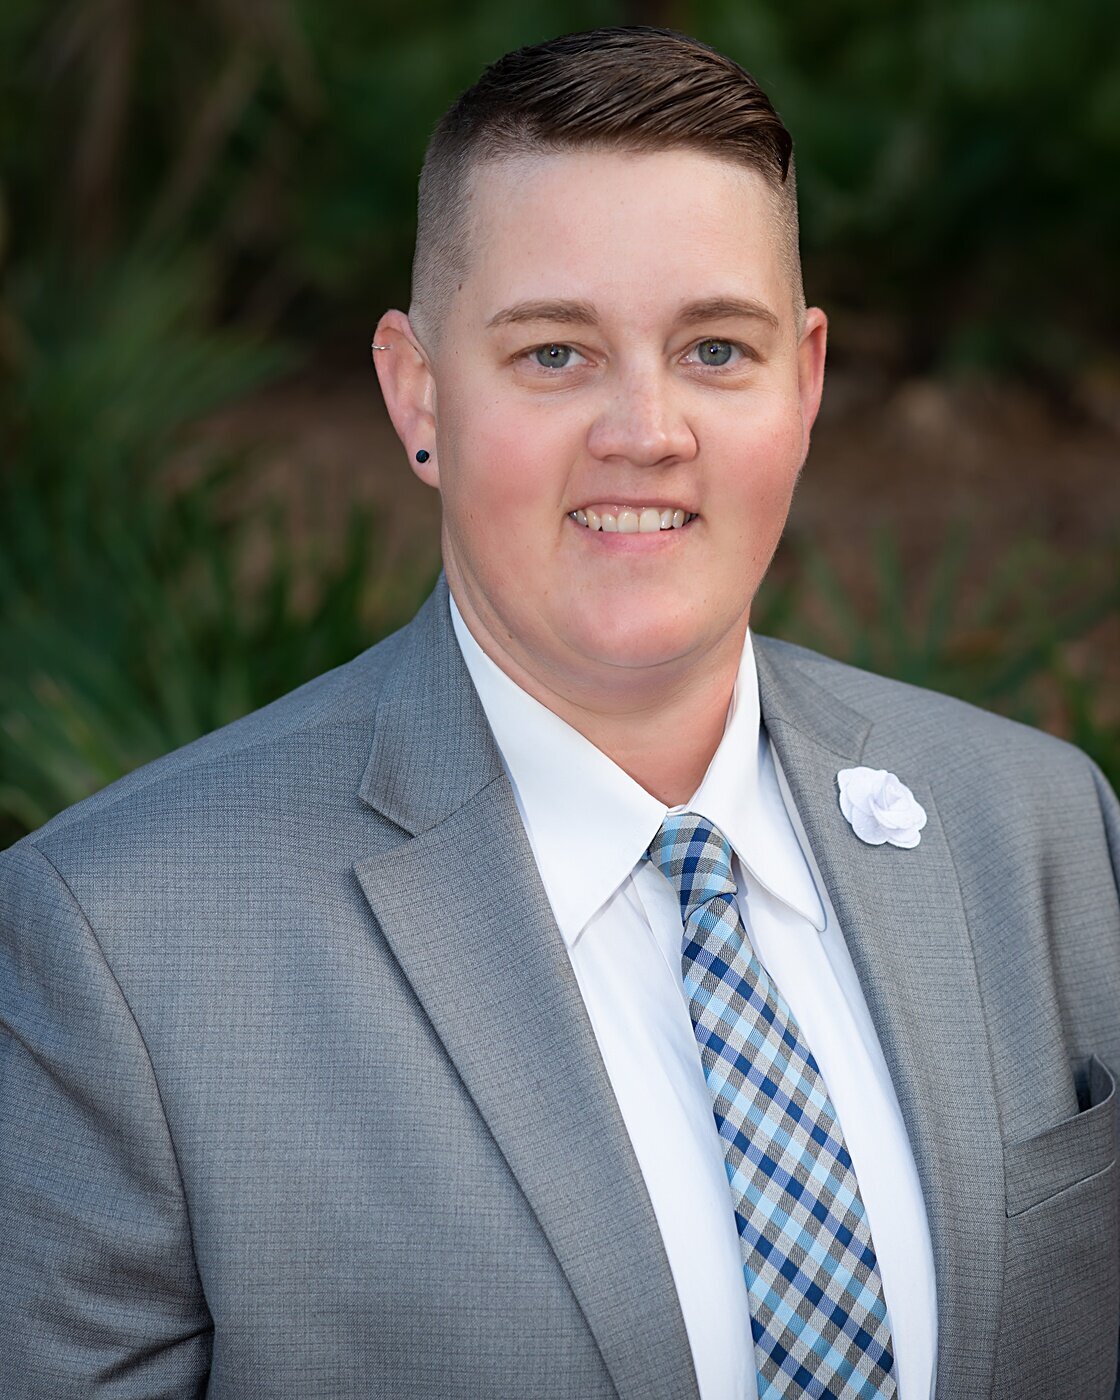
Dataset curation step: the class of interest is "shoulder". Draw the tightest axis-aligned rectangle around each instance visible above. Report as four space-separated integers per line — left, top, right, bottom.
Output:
753 634 1115 817
755 635 1120 937
4 618 415 875
756 633 1091 765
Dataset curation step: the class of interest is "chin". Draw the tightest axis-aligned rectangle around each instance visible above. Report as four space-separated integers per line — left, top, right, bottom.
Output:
574 620 711 675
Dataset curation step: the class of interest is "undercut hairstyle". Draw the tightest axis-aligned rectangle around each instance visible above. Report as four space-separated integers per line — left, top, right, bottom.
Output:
410 26 805 344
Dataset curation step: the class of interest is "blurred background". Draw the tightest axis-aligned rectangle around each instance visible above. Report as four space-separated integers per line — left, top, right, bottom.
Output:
2 0 1118 847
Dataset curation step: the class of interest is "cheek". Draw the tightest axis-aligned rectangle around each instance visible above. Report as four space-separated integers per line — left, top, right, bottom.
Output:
436 404 571 598
727 416 805 516
440 389 578 522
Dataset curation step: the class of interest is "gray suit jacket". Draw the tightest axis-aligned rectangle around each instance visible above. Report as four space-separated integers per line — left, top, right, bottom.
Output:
2 578 1119 1399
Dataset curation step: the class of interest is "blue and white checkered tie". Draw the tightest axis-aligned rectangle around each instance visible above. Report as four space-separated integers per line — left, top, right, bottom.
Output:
648 812 897 1399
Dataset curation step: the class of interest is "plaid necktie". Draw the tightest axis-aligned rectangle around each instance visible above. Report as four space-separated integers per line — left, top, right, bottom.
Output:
648 812 897 1399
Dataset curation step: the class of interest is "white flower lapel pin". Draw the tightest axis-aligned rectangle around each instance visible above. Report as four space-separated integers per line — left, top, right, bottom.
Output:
837 767 927 849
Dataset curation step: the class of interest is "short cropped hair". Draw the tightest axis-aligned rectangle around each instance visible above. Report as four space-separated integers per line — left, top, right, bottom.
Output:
410 26 804 343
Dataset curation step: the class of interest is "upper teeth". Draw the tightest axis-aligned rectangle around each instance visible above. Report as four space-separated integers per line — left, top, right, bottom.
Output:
570 507 693 533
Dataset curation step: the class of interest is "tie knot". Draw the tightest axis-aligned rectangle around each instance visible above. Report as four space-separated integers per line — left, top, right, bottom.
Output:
647 813 737 923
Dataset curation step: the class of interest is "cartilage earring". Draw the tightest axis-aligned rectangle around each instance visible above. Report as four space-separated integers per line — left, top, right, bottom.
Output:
371 343 390 351
415 449 430 464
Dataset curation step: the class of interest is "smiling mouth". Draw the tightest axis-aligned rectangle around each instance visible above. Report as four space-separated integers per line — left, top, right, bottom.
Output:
568 506 698 533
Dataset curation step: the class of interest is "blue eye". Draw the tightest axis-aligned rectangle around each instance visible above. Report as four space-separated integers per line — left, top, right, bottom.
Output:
694 339 734 366
532 344 574 369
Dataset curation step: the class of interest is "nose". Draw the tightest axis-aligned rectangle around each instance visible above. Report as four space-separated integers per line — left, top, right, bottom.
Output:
585 365 698 468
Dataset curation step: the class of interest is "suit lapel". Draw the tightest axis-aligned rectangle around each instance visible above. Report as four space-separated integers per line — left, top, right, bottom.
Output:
353 591 1008 1398
756 639 1006 1399
353 583 699 1400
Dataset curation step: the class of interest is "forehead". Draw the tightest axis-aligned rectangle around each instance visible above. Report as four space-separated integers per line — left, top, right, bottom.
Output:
457 149 794 330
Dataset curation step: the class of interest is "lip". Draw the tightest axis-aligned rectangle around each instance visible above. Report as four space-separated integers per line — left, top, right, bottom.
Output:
570 500 698 515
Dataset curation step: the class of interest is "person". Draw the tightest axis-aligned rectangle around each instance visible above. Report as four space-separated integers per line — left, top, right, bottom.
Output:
2 25 1118 1400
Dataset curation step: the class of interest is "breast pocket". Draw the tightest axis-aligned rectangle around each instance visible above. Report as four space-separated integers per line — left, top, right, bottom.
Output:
1004 1054 1116 1217
994 1056 1119 1399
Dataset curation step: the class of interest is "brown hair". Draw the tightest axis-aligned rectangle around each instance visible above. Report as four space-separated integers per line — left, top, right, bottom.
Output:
410 26 804 342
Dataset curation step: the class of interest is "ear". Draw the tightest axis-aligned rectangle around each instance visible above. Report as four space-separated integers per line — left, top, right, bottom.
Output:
796 306 828 460
371 309 439 488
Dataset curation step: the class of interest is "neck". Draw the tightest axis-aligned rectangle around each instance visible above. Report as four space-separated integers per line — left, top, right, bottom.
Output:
559 678 735 807
452 592 743 809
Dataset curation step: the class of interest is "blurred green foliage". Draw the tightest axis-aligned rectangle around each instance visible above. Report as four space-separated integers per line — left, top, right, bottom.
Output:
3 0 1117 368
756 530 1120 788
1 1 1118 839
0 250 431 835
711 0 1120 379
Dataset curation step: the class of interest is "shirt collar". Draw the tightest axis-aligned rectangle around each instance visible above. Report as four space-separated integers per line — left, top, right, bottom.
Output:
449 594 825 945
685 681 826 933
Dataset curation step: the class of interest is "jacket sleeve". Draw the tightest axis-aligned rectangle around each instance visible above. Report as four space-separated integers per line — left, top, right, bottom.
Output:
0 839 211 1398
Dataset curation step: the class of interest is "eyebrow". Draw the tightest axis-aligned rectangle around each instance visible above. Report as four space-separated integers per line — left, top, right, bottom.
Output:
485 295 781 332
677 296 781 331
486 299 599 329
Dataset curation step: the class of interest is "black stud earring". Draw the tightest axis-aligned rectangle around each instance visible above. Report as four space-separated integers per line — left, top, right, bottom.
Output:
415 449 430 464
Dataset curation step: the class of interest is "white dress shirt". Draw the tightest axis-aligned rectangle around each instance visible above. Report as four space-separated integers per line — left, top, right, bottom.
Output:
449 597 937 1400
